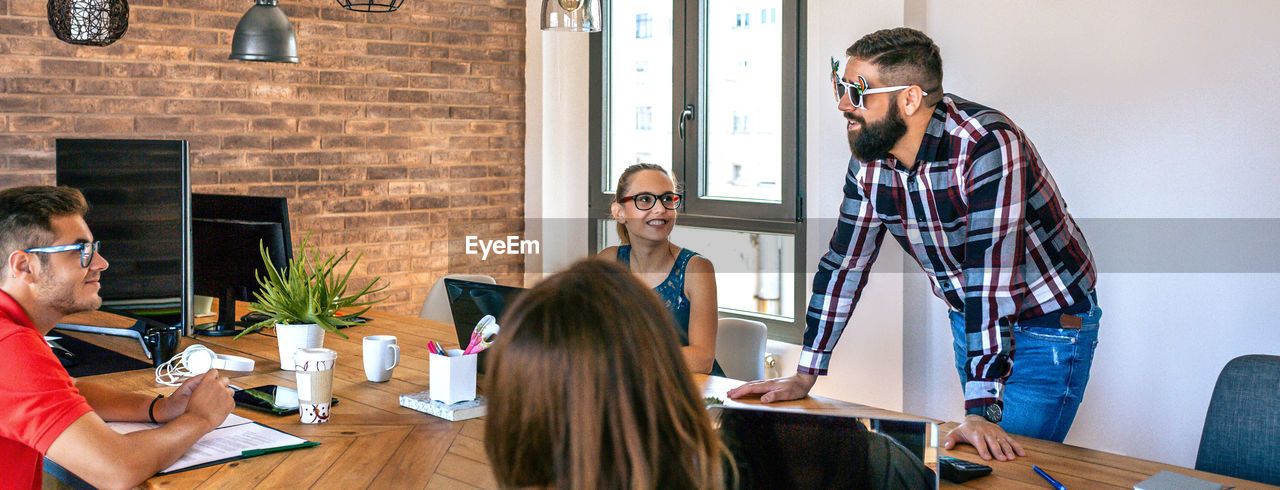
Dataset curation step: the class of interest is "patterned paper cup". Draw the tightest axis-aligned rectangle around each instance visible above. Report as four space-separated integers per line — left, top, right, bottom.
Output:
294 348 337 424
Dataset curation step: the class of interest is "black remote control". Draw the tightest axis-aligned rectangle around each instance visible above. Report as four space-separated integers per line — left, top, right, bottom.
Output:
938 455 992 483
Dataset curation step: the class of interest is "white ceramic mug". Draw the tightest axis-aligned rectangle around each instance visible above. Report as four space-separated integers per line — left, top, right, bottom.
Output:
362 335 400 382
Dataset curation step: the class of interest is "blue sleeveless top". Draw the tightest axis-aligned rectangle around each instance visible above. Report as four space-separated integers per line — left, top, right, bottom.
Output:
618 245 724 377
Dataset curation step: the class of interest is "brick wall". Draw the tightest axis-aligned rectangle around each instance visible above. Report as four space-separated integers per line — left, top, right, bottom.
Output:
0 0 526 316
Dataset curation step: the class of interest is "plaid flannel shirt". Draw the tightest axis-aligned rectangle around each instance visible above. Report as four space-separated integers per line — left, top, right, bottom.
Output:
800 94 1096 411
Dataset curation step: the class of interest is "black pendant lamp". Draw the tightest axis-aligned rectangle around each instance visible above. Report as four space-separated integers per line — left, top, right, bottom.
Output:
336 0 404 13
229 0 298 63
47 0 130 46
540 0 602 32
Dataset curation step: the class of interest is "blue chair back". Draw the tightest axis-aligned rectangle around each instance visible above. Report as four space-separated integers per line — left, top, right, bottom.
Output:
1195 354 1280 485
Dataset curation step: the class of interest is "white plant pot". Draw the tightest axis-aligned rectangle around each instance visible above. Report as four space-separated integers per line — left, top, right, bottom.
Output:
276 323 325 371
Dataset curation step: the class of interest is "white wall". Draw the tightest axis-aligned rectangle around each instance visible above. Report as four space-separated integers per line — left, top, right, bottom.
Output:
903 0 1280 468
524 5 592 284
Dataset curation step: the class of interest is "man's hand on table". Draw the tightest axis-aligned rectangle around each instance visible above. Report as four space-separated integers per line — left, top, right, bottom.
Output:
181 369 236 430
944 415 1027 461
154 371 208 422
726 372 817 403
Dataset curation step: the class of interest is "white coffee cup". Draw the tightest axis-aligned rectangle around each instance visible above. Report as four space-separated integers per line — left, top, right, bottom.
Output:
294 348 337 424
362 335 400 382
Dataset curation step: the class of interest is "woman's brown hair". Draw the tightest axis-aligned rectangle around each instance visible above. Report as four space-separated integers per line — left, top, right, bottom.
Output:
484 258 728 489
613 163 676 245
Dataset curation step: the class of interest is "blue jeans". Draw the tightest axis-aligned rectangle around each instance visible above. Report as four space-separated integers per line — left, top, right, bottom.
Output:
948 293 1101 442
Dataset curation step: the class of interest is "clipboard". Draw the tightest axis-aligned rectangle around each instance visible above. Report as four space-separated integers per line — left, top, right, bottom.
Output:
107 413 319 475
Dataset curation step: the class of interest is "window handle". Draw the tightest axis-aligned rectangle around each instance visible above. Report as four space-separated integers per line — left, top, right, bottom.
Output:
678 104 695 140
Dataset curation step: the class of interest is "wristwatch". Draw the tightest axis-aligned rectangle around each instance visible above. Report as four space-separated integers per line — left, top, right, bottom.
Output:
966 403 1003 423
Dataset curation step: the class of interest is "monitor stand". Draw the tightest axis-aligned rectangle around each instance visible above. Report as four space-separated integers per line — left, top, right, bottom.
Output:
194 288 246 337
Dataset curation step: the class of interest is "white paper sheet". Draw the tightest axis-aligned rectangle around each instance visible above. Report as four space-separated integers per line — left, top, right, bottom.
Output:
107 413 308 474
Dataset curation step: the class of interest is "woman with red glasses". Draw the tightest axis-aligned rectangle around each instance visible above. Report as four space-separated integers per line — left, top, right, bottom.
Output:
598 163 723 376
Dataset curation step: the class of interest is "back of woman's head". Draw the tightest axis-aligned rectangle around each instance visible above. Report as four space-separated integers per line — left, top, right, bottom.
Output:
484 258 725 489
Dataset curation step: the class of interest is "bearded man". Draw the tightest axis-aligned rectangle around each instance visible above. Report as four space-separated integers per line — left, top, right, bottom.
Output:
730 27 1100 461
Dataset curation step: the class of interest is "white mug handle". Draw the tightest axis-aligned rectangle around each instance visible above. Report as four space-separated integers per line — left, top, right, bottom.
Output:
386 344 400 370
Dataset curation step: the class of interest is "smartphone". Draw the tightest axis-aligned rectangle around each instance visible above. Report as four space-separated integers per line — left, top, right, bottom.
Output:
233 385 338 416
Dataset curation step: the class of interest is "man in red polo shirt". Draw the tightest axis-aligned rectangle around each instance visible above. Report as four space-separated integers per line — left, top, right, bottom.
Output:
0 185 234 489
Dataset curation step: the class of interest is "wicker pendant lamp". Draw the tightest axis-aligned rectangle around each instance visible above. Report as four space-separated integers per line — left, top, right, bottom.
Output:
336 0 404 12
47 0 129 46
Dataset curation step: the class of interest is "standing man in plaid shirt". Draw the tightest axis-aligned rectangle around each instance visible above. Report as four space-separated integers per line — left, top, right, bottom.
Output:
729 27 1099 461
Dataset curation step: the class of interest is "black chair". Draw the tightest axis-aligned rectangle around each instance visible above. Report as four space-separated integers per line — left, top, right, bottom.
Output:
1194 354 1280 485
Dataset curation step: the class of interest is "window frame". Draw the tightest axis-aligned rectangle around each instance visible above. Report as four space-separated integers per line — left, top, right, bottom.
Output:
588 0 808 343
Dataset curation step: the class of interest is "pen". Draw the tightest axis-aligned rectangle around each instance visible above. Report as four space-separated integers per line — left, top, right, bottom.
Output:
1032 465 1066 490
428 341 447 356
241 441 320 457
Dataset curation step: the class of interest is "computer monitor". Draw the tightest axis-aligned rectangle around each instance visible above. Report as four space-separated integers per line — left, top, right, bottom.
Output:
191 193 293 337
192 193 292 247
55 138 191 330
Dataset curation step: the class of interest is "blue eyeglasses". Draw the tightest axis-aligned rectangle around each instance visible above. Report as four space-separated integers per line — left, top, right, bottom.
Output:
25 241 101 268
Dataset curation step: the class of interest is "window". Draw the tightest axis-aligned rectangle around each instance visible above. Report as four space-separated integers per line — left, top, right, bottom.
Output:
761 8 777 24
635 106 653 131
635 13 653 39
592 1 804 341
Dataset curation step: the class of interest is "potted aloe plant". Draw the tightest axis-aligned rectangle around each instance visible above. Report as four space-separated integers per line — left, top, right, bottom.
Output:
235 236 386 370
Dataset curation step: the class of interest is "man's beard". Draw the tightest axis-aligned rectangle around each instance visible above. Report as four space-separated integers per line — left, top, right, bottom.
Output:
846 100 908 162
37 268 100 316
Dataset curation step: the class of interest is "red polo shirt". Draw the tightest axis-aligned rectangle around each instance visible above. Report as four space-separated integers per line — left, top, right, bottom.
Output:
0 290 93 490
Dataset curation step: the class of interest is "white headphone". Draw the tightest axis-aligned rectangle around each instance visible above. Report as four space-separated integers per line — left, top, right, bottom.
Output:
155 345 255 386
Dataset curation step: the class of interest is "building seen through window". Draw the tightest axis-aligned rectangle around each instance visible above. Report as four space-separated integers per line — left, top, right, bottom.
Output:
760 8 777 23
636 106 653 131
635 13 653 39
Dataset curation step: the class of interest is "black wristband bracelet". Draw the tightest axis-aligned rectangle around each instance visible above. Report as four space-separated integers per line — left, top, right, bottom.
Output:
148 394 164 424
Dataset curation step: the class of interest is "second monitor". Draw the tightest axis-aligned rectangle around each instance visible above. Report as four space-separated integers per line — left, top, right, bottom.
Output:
192 194 292 337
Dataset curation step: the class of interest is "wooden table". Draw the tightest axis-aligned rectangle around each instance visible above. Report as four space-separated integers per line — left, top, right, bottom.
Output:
57 308 1271 489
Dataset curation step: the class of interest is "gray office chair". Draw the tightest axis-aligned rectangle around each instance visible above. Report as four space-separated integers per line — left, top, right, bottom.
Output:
1194 354 1280 485
715 317 768 381
418 274 496 325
